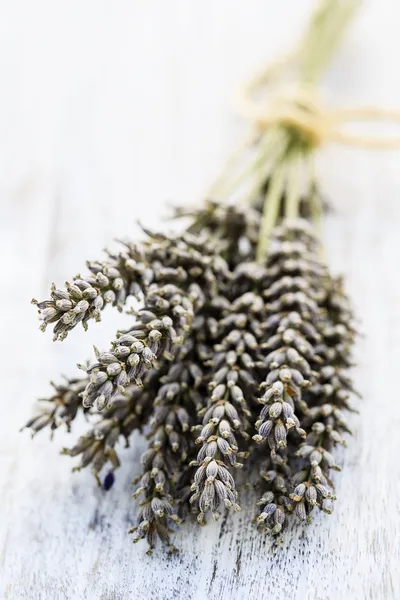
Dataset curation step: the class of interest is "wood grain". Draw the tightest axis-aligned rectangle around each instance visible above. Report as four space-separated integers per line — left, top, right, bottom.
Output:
1 1 400 598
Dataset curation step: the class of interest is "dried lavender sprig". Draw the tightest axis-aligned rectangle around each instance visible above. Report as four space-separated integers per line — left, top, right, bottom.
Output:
289 442 338 522
130 337 204 551
23 376 88 435
81 282 204 411
290 276 358 520
255 460 293 536
190 287 267 523
316 275 357 367
130 452 180 554
32 249 145 341
252 220 336 531
253 223 326 441
61 375 157 483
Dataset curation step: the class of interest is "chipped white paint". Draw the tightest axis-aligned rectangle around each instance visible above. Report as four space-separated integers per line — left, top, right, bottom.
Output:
1 1 400 598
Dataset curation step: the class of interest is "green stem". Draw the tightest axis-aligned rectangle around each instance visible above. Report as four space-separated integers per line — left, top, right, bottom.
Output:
220 127 285 201
285 149 302 220
239 128 290 205
299 0 360 85
256 162 286 263
307 155 326 261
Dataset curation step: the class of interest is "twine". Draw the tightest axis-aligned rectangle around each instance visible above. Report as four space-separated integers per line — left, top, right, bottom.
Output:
235 58 400 150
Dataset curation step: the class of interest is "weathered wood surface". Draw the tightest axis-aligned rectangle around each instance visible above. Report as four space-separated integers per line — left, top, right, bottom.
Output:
1 1 400 598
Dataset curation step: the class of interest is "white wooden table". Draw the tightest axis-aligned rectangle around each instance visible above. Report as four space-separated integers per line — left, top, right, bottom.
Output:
1 1 400 598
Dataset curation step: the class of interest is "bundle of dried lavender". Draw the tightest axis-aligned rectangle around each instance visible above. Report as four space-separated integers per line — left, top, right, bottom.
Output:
24 0 361 552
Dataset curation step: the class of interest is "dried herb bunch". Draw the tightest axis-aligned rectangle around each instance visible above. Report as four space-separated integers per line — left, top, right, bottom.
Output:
24 0 360 552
